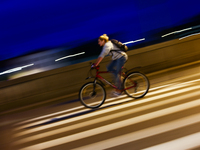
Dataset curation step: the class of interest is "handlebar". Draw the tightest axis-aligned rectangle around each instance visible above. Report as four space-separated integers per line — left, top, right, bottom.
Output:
85 62 100 80
90 62 100 70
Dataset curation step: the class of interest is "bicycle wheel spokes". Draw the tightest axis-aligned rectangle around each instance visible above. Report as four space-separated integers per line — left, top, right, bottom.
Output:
79 82 106 108
124 72 149 98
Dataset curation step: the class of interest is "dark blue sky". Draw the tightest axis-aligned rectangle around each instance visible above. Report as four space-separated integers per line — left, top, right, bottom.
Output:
1 0 200 61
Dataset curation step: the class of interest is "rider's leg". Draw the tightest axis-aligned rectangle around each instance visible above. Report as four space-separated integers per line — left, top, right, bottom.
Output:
115 56 127 92
107 60 117 84
107 57 126 94
107 60 116 72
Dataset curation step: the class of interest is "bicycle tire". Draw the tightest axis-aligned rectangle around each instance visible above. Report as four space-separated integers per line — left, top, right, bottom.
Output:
79 82 106 109
123 72 149 98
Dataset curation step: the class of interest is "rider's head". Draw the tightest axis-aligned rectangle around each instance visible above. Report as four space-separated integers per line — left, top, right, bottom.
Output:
98 34 109 46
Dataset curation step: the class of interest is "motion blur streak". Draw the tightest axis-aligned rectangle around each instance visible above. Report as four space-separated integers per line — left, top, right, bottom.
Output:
179 32 200 40
0 64 34 75
19 100 200 150
14 105 85 126
13 96 126 131
13 84 199 138
161 27 192 37
18 76 198 126
144 132 200 150
148 78 200 96
55 52 85 62
13 90 200 144
123 38 145 45
73 113 200 150
13 81 198 133
9 69 44 79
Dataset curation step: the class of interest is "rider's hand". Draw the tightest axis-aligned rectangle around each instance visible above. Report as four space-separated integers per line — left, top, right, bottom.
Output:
91 63 96 68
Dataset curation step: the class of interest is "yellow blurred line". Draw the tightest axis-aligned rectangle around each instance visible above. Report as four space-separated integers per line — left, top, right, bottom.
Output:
13 87 200 143
73 112 200 150
13 83 199 136
150 77 200 92
144 132 200 150
14 105 84 126
148 78 200 96
18 99 200 150
15 77 197 130
13 96 125 131
14 83 199 135
1 92 79 116
148 60 200 76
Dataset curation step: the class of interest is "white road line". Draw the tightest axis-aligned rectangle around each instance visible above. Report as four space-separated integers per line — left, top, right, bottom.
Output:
13 96 126 131
144 132 200 150
13 90 200 143
72 113 200 150
14 78 197 131
14 95 127 127
13 85 200 137
149 78 200 92
15 99 200 149
147 60 200 76
14 75 200 128
14 105 84 126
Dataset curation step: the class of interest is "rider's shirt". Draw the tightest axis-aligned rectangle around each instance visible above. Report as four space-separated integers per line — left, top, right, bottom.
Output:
99 41 128 60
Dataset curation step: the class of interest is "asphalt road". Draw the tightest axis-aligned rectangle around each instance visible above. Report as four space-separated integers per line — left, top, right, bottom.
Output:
1 60 200 150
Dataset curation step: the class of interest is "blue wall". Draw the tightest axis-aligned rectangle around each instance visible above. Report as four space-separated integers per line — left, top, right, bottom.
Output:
1 0 200 61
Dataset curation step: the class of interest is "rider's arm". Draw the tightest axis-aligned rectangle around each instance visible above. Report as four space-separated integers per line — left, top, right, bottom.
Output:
94 57 103 66
94 42 111 66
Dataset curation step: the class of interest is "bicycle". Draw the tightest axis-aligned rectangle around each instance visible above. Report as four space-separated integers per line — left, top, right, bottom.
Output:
79 63 150 109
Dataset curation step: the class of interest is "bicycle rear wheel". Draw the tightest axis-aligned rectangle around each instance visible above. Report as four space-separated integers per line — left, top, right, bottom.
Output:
79 82 106 109
123 72 149 98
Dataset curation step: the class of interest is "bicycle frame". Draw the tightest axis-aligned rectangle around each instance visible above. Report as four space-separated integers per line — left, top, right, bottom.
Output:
94 68 137 92
80 65 149 108
96 70 117 88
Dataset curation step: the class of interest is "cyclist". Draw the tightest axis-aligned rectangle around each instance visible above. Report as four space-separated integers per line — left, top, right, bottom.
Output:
92 34 128 96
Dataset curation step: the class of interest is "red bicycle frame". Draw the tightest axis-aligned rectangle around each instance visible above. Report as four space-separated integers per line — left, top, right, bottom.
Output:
94 67 137 91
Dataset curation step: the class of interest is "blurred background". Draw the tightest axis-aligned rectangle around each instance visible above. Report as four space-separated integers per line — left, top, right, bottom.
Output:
1 2 200 149
1 0 200 81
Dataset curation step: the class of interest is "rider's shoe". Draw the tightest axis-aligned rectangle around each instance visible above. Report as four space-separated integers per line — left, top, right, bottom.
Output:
112 91 121 97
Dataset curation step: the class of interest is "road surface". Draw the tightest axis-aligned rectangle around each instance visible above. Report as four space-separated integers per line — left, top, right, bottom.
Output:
1 60 200 150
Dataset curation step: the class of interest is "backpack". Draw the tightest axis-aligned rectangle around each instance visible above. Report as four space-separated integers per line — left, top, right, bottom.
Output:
111 39 128 52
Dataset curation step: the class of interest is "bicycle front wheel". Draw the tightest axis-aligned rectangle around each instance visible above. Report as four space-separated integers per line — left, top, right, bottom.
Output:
123 72 149 98
79 82 106 109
